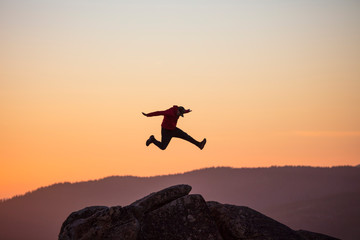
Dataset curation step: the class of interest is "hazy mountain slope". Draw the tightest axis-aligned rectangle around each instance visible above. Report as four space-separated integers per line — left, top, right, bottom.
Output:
0 166 359 240
263 191 360 240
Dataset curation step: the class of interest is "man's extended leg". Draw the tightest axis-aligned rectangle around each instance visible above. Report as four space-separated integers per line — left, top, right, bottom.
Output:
173 128 206 149
151 128 173 150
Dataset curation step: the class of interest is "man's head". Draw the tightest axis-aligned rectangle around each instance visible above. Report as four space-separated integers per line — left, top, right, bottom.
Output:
178 106 185 117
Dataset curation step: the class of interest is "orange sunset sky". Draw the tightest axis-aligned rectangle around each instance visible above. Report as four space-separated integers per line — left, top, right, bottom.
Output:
1 0 360 199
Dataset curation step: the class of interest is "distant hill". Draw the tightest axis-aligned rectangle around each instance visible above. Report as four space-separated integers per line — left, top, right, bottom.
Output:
0 166 359 240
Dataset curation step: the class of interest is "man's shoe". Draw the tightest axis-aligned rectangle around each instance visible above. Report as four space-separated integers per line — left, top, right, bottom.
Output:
146 135 154 146
199 138 207 150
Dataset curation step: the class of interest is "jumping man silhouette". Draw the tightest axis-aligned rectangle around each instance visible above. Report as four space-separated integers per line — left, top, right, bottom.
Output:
142 105 206 150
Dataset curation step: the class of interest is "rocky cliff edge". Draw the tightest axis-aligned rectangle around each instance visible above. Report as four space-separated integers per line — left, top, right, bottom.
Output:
59 184 338 240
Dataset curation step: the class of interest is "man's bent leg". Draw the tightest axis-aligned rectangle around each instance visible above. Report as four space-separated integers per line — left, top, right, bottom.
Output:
152 128 173 150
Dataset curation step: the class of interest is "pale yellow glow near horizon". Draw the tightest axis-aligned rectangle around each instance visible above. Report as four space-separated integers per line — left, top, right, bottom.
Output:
1 0 360 199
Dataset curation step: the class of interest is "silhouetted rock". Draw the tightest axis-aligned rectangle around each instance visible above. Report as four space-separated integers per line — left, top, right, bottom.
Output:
140 194 222 240
59 184 339 240
59 205 140 240
130 184 192 214
59 206 108 236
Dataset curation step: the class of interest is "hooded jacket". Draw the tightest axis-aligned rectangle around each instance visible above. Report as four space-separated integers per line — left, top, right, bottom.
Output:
146 105 190 130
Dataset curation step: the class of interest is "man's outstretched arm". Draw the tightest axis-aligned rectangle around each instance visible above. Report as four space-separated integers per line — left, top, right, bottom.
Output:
142 110 166 117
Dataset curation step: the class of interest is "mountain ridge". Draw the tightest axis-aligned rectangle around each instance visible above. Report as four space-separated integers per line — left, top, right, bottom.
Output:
1 165 355 202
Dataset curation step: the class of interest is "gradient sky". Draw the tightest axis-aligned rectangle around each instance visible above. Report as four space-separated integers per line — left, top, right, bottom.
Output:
1 0 360 199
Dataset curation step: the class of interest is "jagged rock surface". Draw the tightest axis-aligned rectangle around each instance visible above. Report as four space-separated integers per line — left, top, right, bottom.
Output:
59 205 139 240
140 194 222 240
130 184 192 214
59 184 339 240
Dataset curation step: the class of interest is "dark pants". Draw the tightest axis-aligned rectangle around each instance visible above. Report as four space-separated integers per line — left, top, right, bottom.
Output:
152 127 200 150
